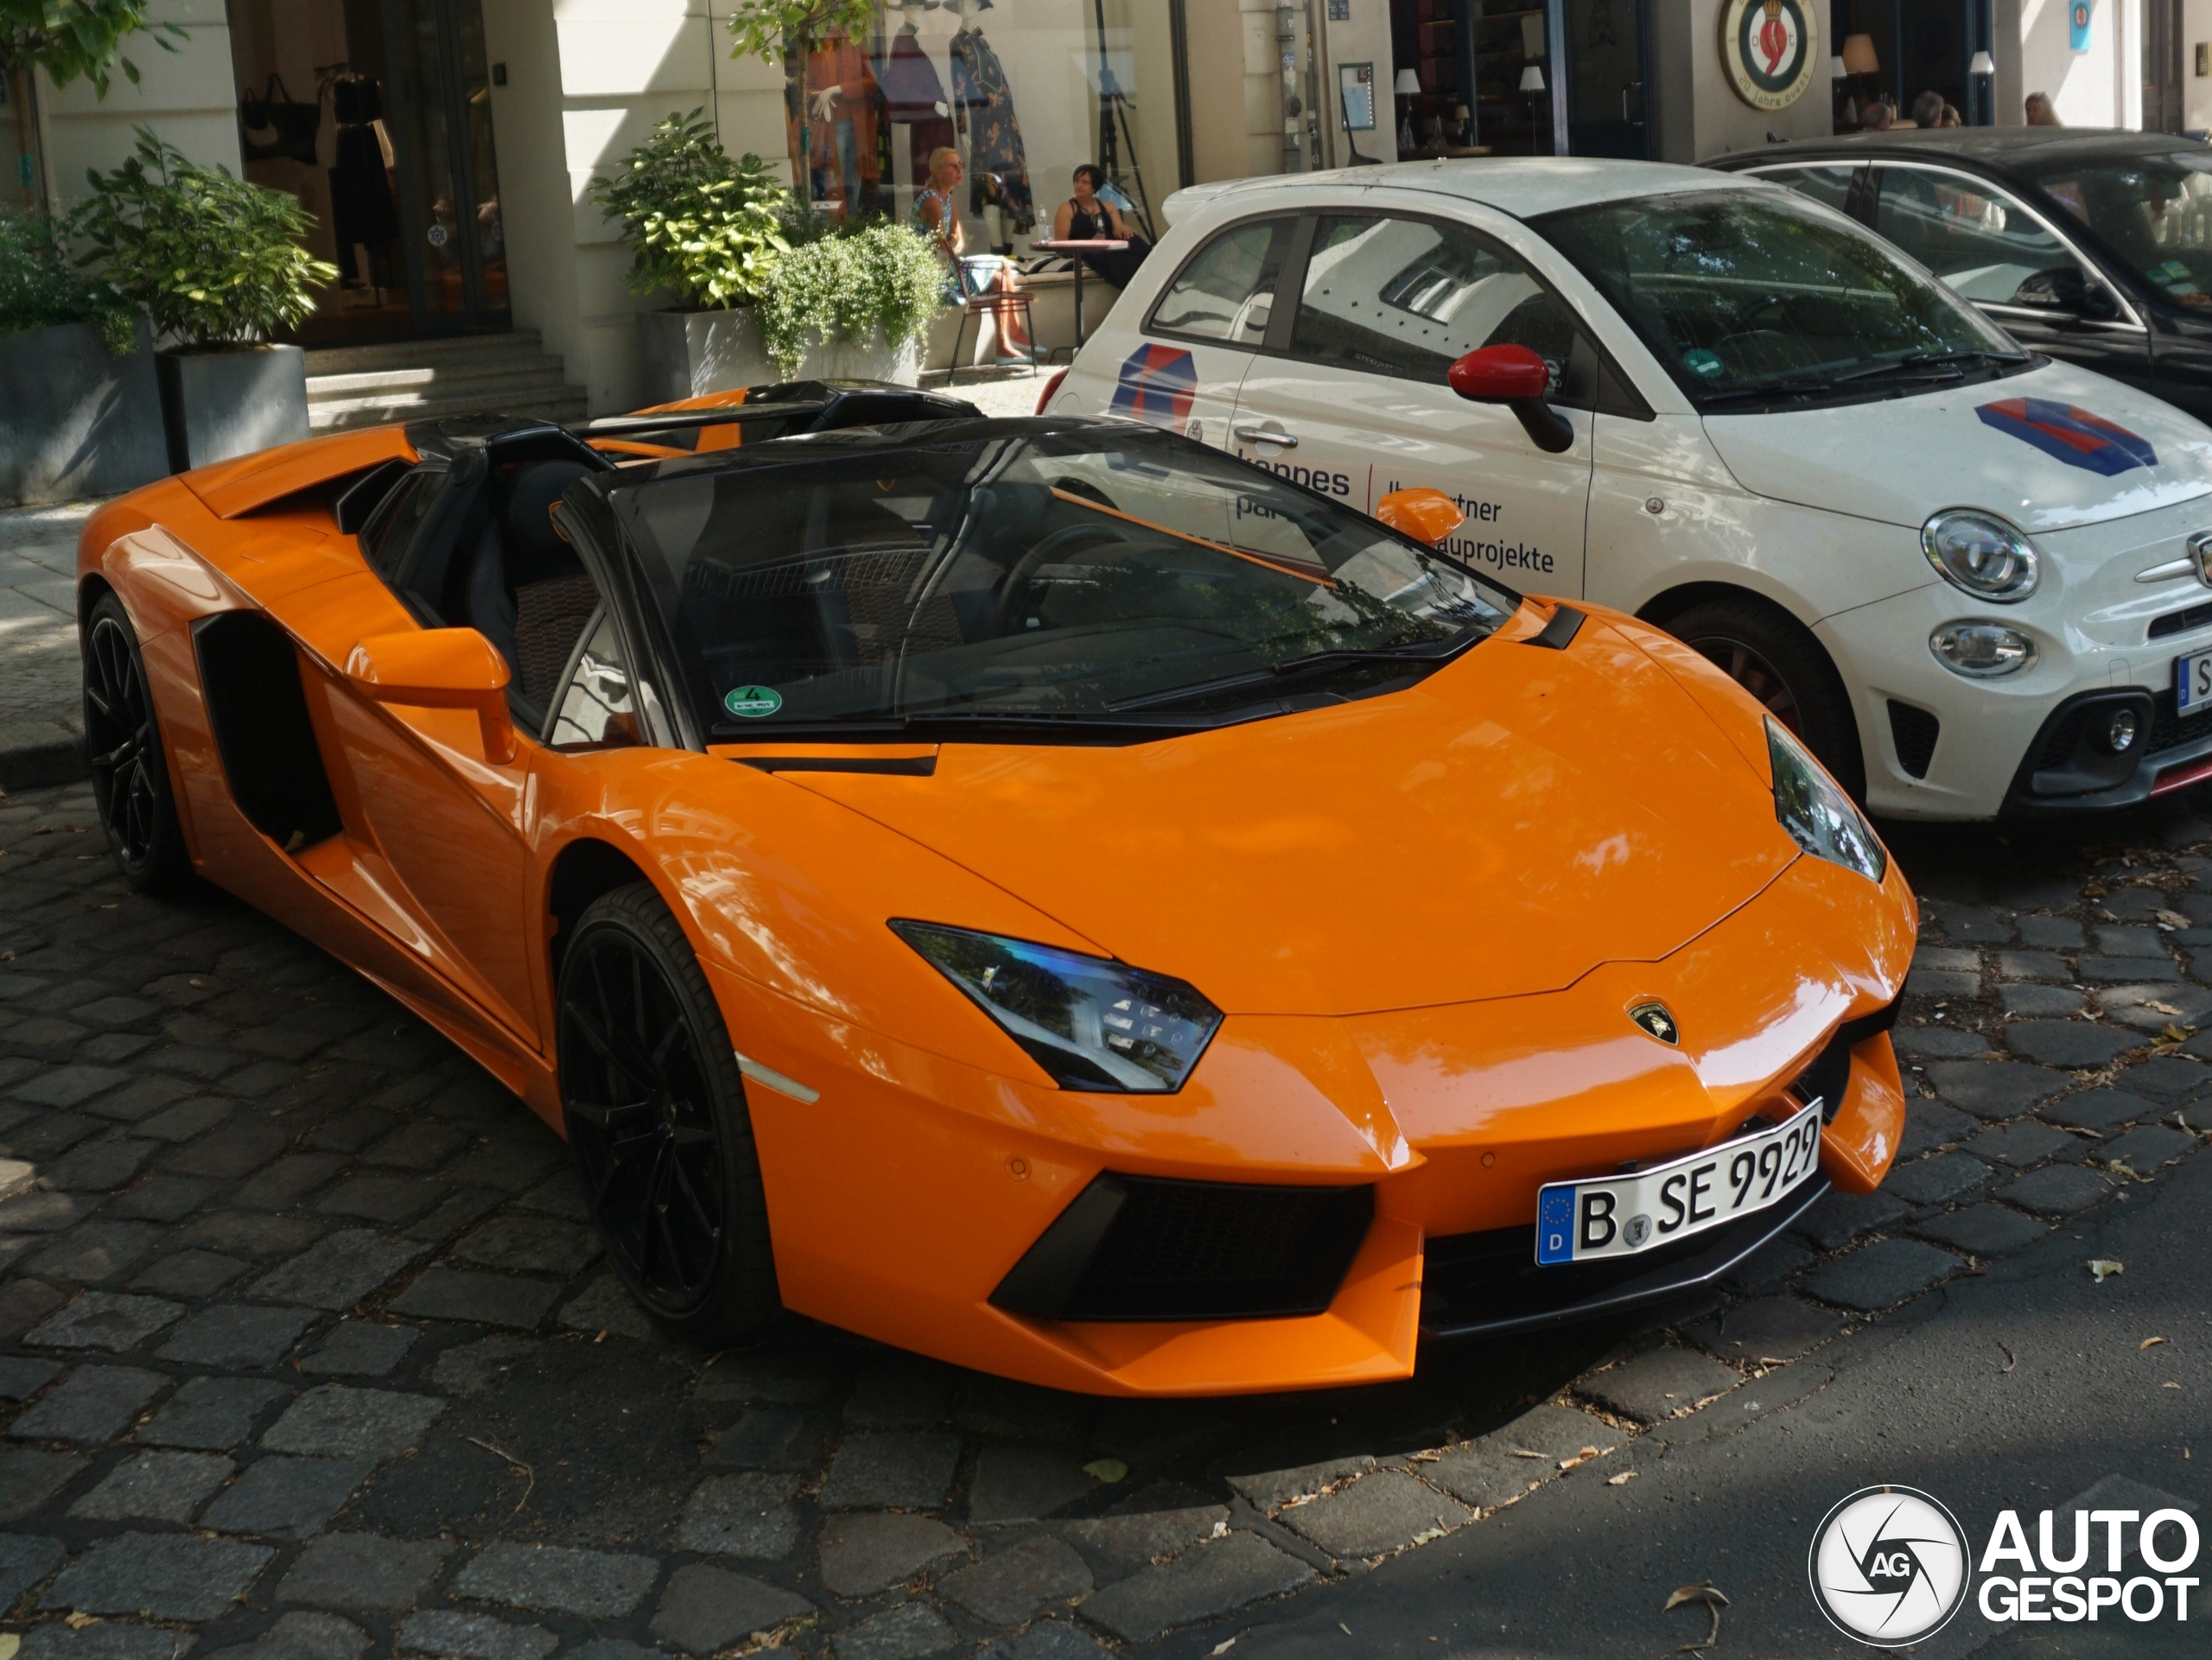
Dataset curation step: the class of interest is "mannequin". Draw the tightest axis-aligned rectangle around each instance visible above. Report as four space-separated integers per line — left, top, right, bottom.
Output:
950 0 1034 239
802 25 885 214
879 0 956 194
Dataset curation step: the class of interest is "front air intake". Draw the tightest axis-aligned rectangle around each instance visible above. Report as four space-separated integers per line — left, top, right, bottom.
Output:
990 1173 1373 1322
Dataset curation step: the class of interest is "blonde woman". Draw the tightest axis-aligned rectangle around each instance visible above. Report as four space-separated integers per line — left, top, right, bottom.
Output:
914 146 1030 362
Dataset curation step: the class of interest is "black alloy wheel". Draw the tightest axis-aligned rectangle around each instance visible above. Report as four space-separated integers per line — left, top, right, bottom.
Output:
1666 595 1868 803
82 592 189 891
557 882 779 1343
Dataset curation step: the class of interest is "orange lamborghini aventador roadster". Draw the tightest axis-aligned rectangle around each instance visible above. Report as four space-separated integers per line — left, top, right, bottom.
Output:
74 382 1916 1396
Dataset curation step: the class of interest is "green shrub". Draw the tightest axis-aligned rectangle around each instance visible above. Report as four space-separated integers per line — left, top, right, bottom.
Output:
589 111 791 311
0 212 134 353
756 219 945 378
69 128 337 347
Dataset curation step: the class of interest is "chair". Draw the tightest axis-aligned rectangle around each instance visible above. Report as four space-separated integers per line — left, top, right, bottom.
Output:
947 288 1038 380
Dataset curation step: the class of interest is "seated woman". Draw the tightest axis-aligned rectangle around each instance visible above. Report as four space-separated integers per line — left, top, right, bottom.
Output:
914 146 1032 363
1052 164 1152 289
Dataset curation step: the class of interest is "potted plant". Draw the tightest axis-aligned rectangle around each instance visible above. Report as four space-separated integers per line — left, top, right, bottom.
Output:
755 219 944 385
0 211 165 506
71 128 337 472
591 111 792 403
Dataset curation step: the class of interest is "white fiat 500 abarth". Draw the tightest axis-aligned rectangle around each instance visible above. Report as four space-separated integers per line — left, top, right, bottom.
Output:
1042 159 2212 821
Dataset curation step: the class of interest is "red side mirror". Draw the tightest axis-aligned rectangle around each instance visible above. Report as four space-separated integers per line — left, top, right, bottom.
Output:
1447 345 1552 403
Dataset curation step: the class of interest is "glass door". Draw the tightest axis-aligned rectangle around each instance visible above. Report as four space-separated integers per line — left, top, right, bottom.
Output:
1564 0 1648 157
382 0 507 331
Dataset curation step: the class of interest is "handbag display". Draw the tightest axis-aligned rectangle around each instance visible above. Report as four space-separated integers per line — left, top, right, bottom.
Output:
238 73 321 165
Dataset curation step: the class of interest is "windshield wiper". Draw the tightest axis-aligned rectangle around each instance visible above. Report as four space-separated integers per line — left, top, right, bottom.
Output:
1834 348 2031 385
1694 378 1835 407
709 709 1249 741
1107 631 1480 714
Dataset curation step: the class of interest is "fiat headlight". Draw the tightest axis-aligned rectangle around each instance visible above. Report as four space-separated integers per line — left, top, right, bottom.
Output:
891 920 1222 1092
1922 510 2040 602
1767 719 1886 884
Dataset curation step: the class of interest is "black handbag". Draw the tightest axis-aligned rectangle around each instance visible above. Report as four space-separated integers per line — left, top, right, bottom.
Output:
238 73 321 165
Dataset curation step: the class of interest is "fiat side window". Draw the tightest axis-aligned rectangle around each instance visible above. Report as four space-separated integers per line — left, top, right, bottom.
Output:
1147 218 1294 347
1872 169 2083 306
1287 215 1576 389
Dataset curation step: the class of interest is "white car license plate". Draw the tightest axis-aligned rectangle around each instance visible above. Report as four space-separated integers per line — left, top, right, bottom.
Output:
2177 646 2212 715
1534 1101 1824 1265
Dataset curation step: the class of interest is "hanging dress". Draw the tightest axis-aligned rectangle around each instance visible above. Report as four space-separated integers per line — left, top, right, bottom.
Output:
327 76 398 283
950 26 1035 234
878 29 957 188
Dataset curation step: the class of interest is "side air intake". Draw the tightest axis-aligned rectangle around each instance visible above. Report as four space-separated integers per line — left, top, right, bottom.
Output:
990 1173 1373 1322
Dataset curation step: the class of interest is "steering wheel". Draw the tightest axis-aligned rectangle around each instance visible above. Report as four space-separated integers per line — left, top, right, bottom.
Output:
995 521 1138 633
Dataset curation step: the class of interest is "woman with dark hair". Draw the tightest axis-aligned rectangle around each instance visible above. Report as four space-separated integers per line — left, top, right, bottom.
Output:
1051 164 1151 288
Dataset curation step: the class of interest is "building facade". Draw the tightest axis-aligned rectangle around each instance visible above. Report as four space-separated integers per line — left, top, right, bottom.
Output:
10 0 2180 415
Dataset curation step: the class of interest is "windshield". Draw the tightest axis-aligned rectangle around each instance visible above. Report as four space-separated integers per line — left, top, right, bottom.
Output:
1533 188 2026 409
2033 150 2212 309
613 423 1518 738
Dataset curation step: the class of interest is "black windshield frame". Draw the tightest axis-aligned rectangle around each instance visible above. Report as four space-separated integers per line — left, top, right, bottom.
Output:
606 417 1522 746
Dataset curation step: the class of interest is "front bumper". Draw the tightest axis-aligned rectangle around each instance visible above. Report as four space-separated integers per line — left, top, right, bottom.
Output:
1421 1174 1829 1339
1821 495 2212 821
713 851 1914 1396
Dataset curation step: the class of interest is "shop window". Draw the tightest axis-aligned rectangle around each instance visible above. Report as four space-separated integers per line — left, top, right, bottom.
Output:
781 0 1186 254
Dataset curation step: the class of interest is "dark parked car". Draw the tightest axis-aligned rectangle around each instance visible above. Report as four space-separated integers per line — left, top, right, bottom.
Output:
1708 130 2212 423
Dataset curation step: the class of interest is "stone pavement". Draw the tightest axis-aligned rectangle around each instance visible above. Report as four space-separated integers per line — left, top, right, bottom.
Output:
0 777 2207 1660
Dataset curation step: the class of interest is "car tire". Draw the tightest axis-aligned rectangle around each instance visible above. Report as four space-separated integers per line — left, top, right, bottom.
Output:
557 881 781 1345
82 591 191 894
1663 595 1867 802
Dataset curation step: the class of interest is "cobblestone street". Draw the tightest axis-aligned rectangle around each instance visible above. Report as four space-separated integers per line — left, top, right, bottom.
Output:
0 773 2205 1660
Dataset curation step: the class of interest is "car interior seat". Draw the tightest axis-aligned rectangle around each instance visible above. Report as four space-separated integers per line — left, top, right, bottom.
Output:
464 459 601 719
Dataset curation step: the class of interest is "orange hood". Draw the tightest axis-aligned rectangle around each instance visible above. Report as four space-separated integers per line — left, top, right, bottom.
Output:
774 612 1796 1016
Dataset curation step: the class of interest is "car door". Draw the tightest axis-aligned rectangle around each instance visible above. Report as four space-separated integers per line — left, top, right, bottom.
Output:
1231 208 1596 596
302 455 548 1046
1054 214 1299 455
1867 163 2153 396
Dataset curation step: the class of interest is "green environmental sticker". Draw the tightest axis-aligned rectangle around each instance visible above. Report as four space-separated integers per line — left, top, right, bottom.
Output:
1683 348 1724 378
722 684 783 719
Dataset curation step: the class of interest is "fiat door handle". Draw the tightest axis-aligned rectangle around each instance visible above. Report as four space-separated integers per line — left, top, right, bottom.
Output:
1234 422 1298 448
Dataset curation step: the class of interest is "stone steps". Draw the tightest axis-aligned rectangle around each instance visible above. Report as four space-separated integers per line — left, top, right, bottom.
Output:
302 329 588 432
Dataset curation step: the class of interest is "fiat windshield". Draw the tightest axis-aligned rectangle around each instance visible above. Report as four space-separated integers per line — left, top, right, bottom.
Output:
1534 188 2031 410
611 423 1520 739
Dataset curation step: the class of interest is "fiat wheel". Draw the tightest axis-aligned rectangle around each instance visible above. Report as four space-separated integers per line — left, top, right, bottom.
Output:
557 882 780 1344
1665 595 1867 802
82 592 190 892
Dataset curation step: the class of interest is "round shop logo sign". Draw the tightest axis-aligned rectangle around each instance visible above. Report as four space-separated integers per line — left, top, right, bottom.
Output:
1719 0 1820 109
1809 1486 1972 1645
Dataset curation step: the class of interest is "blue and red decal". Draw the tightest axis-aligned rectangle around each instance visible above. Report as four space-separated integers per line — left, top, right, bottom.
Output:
1975 398 2158 476
1110 345 1197 433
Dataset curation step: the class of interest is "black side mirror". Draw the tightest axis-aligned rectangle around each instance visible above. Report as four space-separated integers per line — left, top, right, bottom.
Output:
2009 265 2118 323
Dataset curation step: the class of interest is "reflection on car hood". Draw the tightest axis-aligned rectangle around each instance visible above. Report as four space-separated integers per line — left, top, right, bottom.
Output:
775 612 1796 1016
1701 357 2212 533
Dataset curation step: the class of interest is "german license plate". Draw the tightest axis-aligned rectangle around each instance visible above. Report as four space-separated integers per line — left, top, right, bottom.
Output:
1534 1101 1824 1265
2177 646 2212 715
